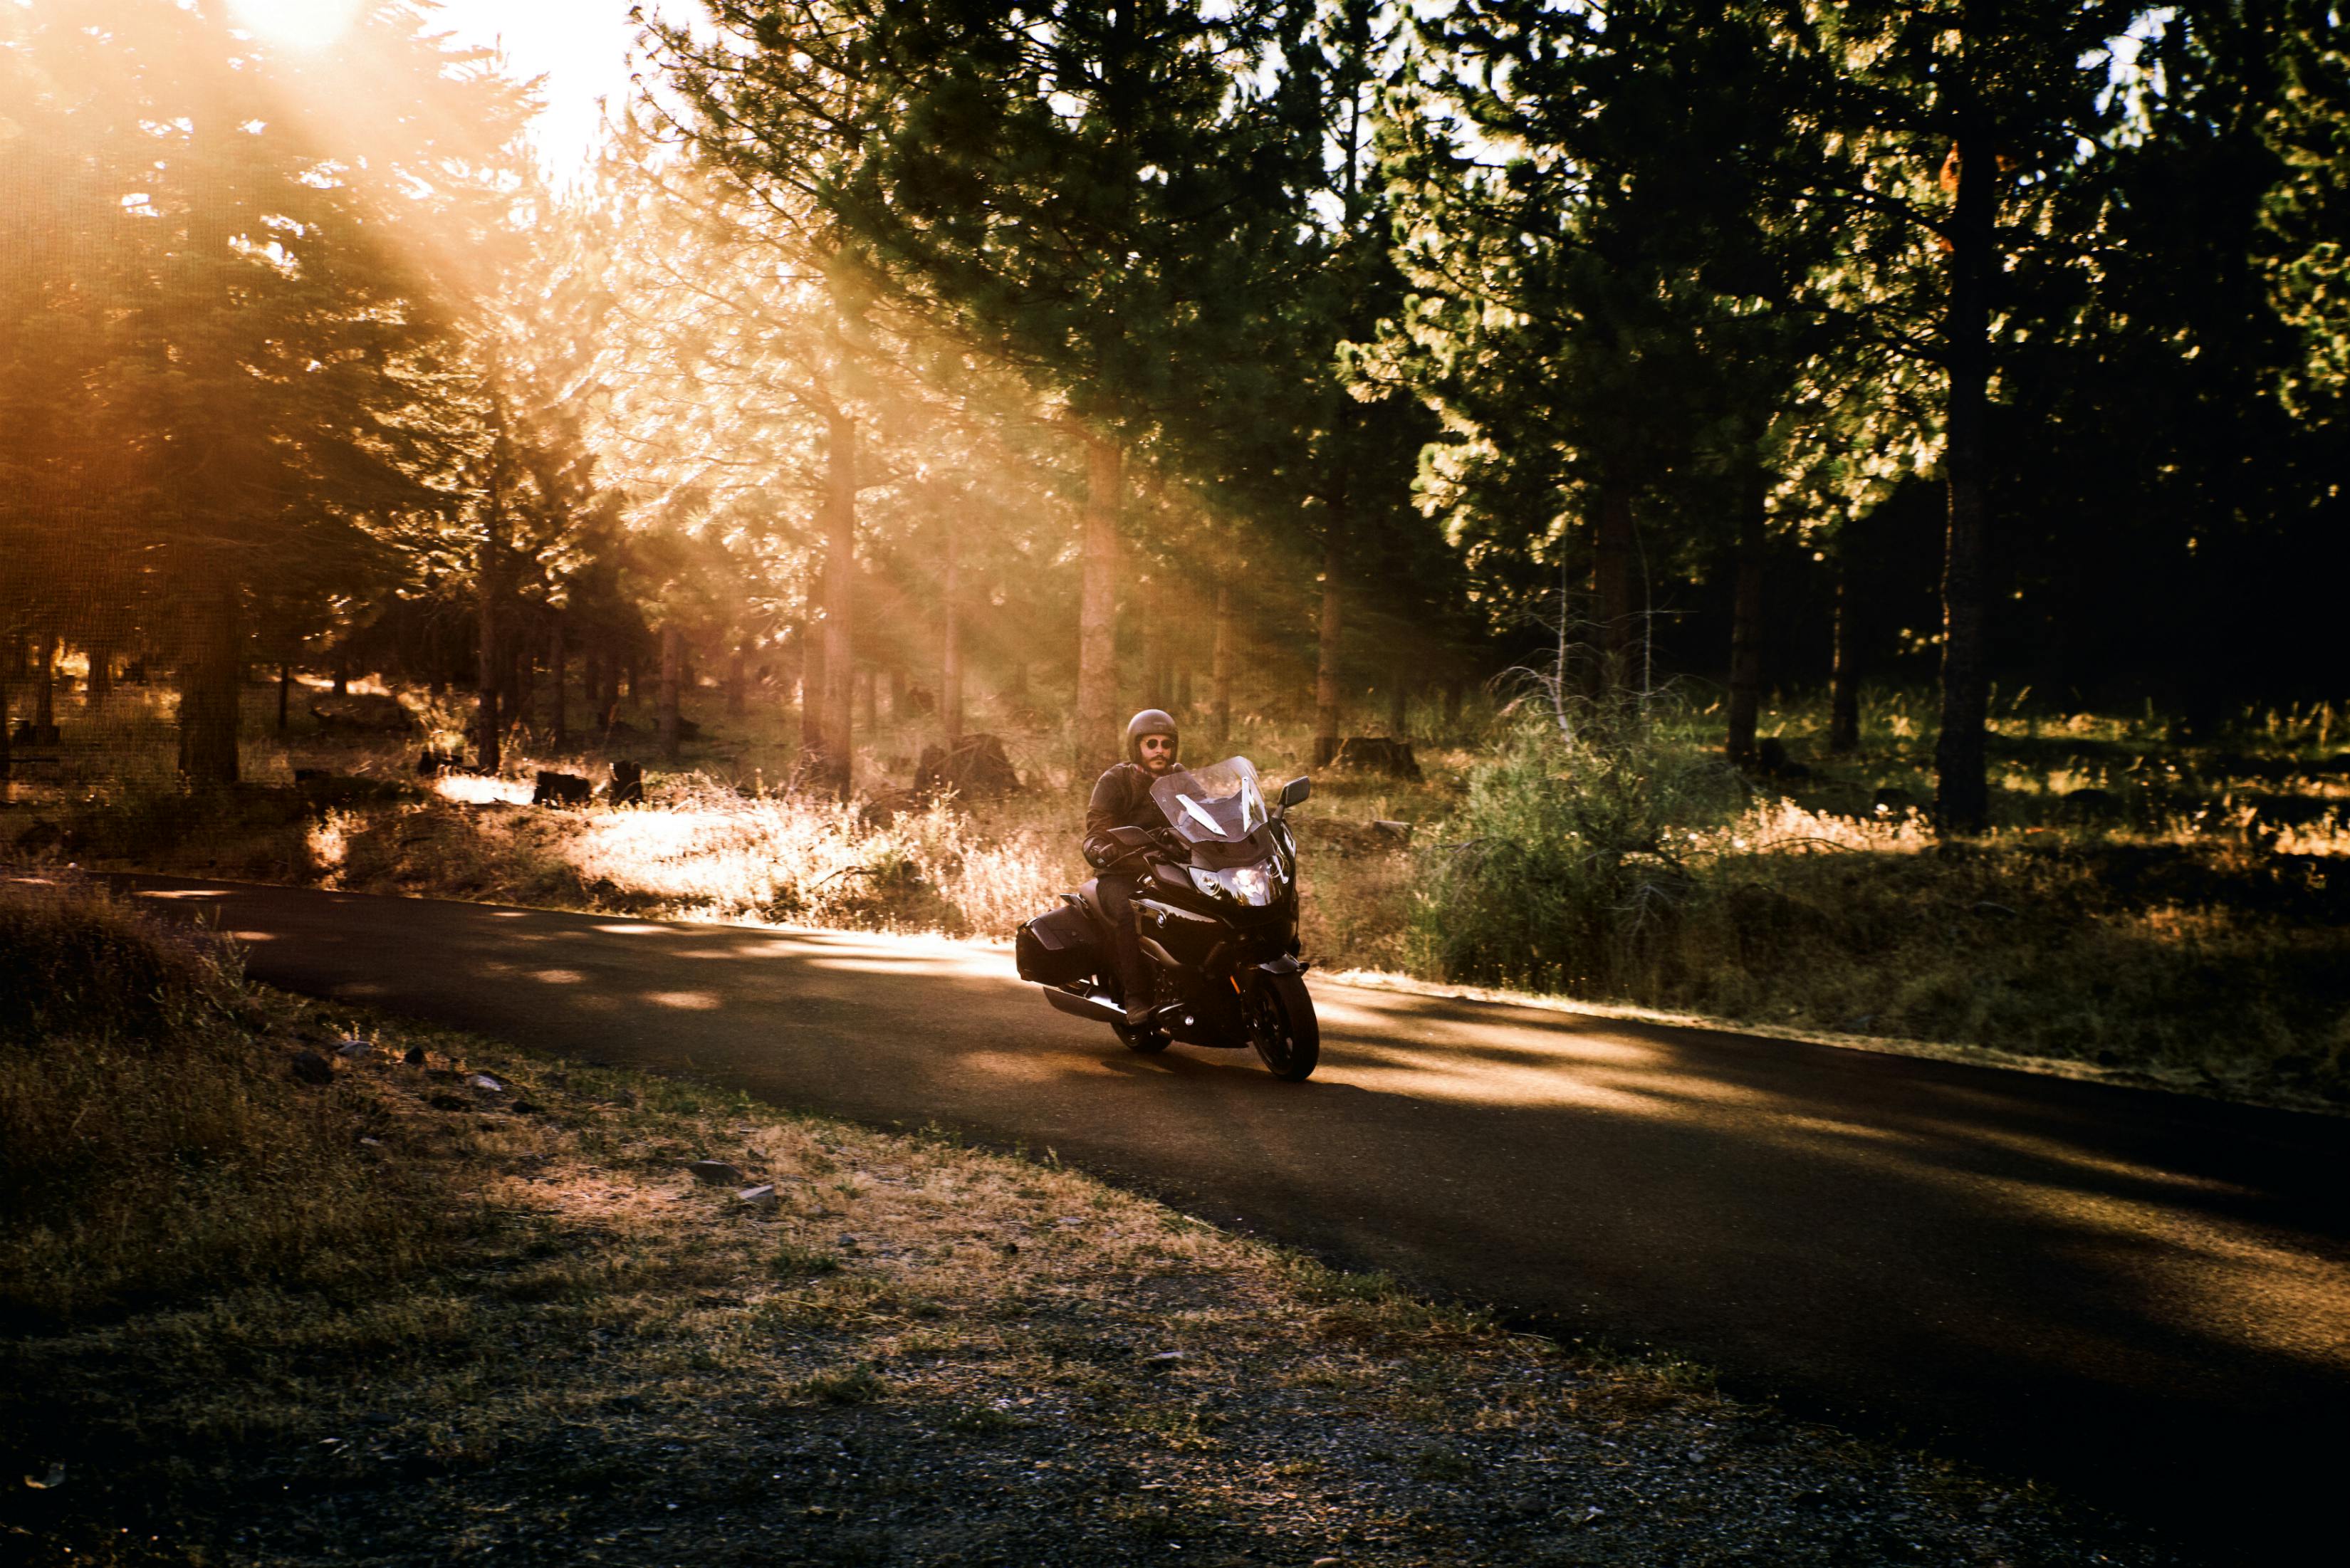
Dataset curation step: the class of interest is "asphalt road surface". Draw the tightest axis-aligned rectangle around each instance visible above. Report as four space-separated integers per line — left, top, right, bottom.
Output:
127 876 2350 1559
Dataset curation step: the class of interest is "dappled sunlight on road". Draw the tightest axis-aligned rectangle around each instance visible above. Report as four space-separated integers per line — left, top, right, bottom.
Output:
644 990 723 1010
1300 980 2350 1373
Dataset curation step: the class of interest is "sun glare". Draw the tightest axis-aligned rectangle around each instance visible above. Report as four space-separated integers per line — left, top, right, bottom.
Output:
227 0 362 53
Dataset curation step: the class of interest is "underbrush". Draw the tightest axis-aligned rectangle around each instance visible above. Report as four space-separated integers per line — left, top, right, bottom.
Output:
1414 718 2350 1102
0 871 461 1323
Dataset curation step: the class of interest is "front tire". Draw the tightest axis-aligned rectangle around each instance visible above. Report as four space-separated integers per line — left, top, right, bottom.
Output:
1245 970 1319 1082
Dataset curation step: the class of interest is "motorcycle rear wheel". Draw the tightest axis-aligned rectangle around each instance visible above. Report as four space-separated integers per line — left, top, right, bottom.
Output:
1112 1018 1170 1054
1246 971 1319 1081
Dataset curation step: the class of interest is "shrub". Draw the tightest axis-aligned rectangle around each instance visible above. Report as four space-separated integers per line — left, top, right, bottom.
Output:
1412 713 1745 995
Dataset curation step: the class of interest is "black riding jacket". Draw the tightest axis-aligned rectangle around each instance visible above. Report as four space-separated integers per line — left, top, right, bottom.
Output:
1084 761 1174 869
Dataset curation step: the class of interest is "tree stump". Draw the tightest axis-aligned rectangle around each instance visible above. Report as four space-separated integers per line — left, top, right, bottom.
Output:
533 770 594 807
915 733 1021 800
1330 736 1421 780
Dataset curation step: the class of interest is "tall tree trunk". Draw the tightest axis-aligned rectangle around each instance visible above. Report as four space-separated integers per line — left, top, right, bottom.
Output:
817 407 858 793
1829 551 1861 753
1594 483 1636 696
332 656 348 696
1176 664 1191 714
1077 436 1121 768
475 488 503 773
0 664 14 786
1725 471 1767 765
276 661 291 733
33 630 58 732
177 568 240 785
778 638 802 742
659 621 683 761
1314 514 1345 767
1935 104 1996 834
1211 573 1235 753
87 638 113 706
550 618 568 749
857 665 877 736
940 526 964 746
1139 573 1166 709
501 632 527 738
800 617 825 772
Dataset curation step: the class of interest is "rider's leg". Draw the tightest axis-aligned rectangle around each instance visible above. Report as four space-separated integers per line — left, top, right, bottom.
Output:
1096 874 1156 1025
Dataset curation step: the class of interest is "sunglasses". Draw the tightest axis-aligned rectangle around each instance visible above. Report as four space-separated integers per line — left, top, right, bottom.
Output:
1139 737 1176 753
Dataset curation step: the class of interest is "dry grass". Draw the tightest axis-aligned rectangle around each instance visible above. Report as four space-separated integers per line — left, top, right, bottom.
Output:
0 872 464 1324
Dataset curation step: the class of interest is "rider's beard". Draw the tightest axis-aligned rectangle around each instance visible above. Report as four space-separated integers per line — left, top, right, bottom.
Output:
1143 753 1176 775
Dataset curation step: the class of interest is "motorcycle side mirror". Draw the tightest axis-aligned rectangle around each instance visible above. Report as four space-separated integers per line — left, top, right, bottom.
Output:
1278 776 1312 810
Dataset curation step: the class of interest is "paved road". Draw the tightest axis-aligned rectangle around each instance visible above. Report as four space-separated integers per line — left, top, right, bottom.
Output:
130 876 2349 1558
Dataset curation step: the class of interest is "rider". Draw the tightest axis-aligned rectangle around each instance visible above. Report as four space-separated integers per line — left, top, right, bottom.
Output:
1085 709 1185 1025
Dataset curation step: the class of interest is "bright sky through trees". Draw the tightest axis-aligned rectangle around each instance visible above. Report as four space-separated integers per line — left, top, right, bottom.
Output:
224 0 696 184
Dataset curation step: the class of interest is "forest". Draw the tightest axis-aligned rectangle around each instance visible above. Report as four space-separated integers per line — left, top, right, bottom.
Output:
4 0 2348 1094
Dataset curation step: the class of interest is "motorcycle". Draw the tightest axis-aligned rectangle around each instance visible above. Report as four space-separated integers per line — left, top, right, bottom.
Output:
1015 756 1320 1081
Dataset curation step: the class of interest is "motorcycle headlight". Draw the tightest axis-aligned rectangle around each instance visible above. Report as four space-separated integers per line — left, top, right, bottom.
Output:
1189 863 1280 907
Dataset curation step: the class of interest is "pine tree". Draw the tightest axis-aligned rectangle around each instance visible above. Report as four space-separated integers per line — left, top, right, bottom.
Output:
1 0 531 784
659 1 1300 768
1376 1 1830 746
1787 0 2138 829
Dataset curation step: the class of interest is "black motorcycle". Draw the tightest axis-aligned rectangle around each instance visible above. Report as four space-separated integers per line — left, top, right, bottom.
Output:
1015 756 1319 1081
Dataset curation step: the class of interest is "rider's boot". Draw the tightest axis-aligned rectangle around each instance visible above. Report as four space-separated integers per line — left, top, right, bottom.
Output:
1112 921 1156 1026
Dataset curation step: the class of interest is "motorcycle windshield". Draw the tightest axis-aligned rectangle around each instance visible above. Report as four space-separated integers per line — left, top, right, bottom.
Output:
1152 757 1270 845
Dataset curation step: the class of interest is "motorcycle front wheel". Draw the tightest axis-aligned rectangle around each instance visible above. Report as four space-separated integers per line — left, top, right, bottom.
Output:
1245 970 1319 1082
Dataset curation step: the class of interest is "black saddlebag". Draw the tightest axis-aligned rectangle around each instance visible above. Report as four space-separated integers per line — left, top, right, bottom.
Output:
1016 903 1098 986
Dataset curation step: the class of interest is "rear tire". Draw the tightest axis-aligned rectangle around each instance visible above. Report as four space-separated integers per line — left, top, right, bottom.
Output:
1246 970 1319 1082
1113 1018 1170 1054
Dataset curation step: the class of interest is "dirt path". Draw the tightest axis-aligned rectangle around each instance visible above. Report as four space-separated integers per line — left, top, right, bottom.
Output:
130 874 2350 1558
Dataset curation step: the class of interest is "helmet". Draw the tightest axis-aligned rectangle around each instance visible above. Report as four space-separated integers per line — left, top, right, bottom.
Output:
1125 709 1179 765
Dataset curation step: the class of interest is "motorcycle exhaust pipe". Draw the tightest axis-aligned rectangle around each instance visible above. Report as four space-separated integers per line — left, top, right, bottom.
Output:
1043 986 1127 1025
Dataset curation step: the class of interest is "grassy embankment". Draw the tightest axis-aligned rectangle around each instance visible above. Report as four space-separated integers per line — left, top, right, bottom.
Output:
4 674 2346 1107
0 872 2170 1566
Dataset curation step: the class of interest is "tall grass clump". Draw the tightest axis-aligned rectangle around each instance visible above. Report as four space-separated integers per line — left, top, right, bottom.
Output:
0 872 241 1042
1413 709 1746 995
0 871 449 1323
